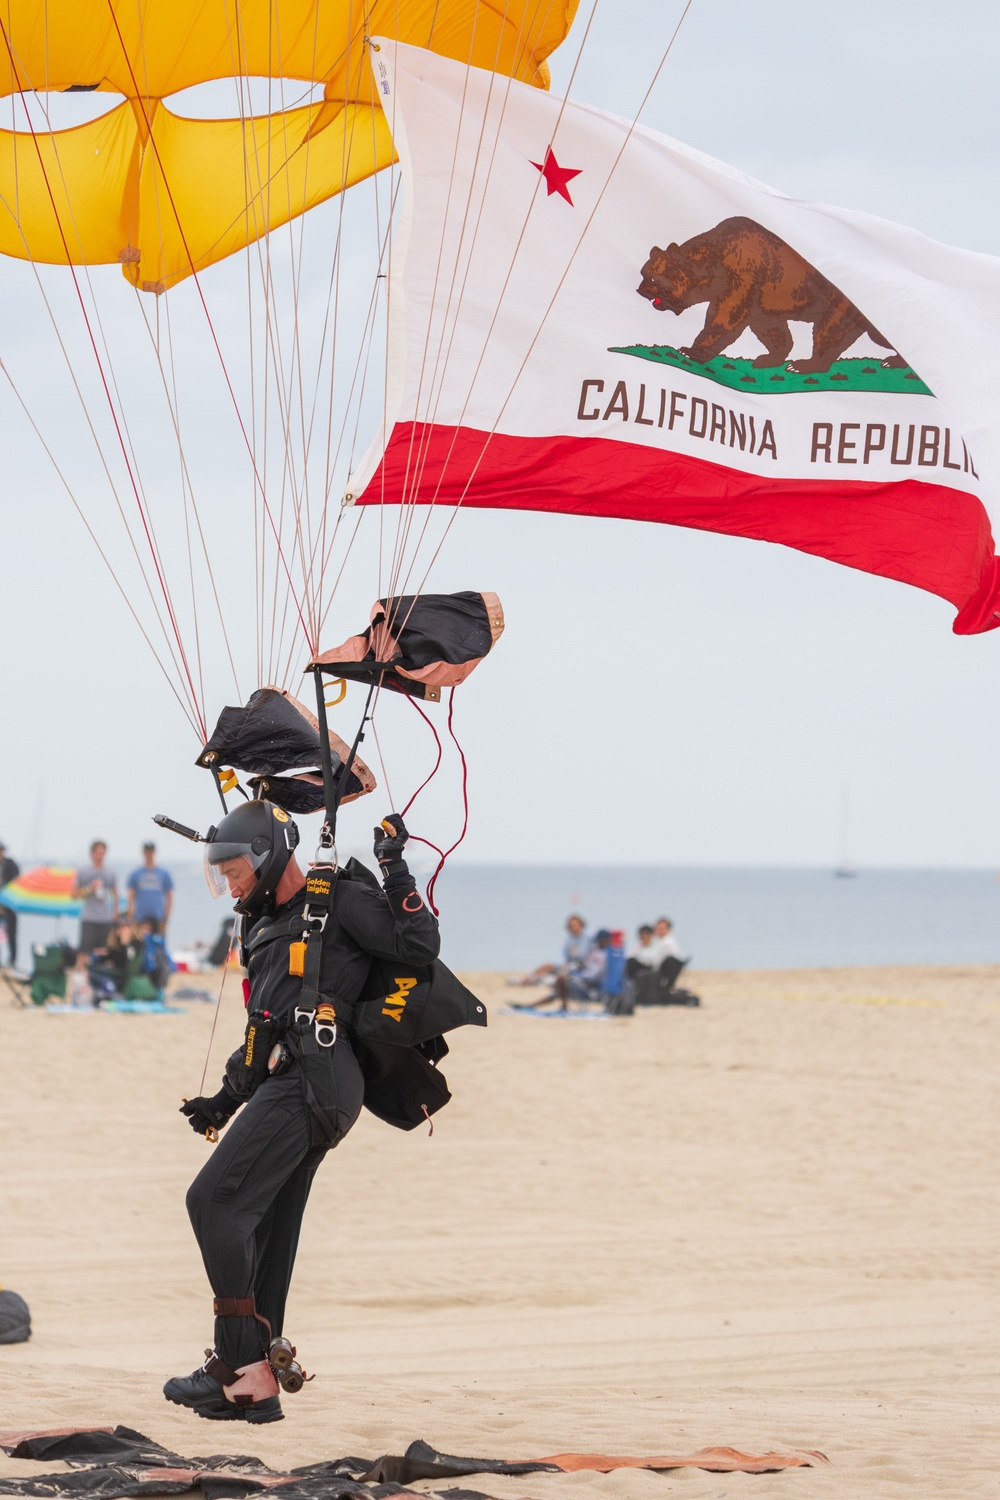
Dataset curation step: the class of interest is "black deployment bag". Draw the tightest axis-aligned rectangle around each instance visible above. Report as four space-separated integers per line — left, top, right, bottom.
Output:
350 957 487 1130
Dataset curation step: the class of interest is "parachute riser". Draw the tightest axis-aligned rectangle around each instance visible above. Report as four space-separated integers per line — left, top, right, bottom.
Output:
311 667 378 861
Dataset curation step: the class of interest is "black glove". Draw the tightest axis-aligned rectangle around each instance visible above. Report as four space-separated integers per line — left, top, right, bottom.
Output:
225 1010 280 1098
180 1080 242 1136
373 814 410 883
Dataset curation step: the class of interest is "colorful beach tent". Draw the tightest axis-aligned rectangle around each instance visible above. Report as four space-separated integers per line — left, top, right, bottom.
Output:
0 866 81 916
349 42 1000 636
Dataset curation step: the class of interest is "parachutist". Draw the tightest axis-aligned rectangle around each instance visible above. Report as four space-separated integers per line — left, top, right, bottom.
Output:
164 798 445 1423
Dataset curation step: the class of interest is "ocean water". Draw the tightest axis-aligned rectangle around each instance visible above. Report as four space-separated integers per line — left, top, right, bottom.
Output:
12 862 1000 972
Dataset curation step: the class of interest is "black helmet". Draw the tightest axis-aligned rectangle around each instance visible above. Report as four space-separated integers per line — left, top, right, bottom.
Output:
204 799 299 916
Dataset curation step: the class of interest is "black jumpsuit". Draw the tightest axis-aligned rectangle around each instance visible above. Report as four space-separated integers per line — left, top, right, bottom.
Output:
185 867 439 1369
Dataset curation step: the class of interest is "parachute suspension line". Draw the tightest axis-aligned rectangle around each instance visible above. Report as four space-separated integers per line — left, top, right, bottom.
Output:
226 8 300 685
256 2 319 675
103 0 314 664
391 0 599 571
316 503 368 640
127 0 218 715
279 0 330 644
262 5 314 649
322 174 400 518
404 0 698 611
372 1 560 661
310 19 376 623
148 290 208 714
402 695 445 817
377 0 501 604
14 53 198 699
365 4 550 706
377 0 523 548
276 499 350 691
0 21 209 740
224 0 271 689
131 285 244 701
368 708 396 812
0 179 201 716
259 11 299 680
0 358 202 737
344 264 388 478
3 42 191 642
374 13 408 602
425 0 444 45
199 919 239 1096
294 174 399 630
382 0 564 614
425 690 471 916
235 61 316 686
379 0 455 603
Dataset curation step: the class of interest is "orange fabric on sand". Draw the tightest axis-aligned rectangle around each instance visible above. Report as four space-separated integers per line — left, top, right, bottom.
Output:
539 1447 829 1474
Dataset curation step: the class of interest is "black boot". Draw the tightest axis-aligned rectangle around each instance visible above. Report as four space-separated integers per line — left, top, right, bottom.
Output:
163 1355 283 1423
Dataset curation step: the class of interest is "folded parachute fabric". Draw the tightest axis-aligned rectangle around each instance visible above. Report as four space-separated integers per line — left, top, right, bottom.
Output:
311 591 504 701
196 686 376 813
0 1427 829 1497
0 1288 30 1344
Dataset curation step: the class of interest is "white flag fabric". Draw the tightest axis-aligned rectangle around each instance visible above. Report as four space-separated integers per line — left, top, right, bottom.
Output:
351 40 1000 633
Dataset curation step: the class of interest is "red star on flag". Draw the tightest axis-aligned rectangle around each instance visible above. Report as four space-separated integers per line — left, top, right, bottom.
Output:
531 147 581 205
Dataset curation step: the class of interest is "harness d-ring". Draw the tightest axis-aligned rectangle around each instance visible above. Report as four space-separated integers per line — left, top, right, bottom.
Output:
324 679 347 708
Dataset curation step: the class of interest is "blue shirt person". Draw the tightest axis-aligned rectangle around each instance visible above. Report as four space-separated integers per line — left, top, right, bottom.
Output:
126 843 174 930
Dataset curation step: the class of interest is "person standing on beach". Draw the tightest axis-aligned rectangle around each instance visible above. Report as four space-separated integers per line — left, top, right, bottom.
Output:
165 801 439 1424
73 841 118 955
126 841 174 933
0 841 20 967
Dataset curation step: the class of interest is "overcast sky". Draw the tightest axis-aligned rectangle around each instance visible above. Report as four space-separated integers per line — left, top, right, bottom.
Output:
2 0 999 871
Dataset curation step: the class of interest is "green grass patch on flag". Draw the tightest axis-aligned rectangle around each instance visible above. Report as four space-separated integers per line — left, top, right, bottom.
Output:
608 344 932 397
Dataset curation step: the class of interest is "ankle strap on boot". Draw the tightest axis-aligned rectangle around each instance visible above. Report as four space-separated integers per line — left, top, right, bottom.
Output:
213 1295 273 1344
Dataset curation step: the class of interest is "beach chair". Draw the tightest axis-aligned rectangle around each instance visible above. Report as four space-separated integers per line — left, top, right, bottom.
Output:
26 943 76 1005
1 964 30 1007
600 935 632 1014
634 955 701 1008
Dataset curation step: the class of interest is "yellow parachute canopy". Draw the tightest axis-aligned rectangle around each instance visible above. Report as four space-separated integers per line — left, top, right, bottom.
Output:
0 0 577 291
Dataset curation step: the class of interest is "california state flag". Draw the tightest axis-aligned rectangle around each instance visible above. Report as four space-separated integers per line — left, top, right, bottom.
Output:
351 40 1000 634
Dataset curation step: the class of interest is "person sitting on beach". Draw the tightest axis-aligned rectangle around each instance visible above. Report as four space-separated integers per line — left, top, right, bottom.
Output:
518 929 612 1011
631 916 700 1007
138 917 174 996
626 923 658 980
649 916 682 966
516 913 591 986
88 919 160 1002
550 929 613 1009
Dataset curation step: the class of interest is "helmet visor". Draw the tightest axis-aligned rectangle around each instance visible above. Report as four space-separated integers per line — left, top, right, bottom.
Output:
204 840 269 901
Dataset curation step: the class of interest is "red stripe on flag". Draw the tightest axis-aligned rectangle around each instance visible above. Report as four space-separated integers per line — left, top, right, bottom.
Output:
359 424 1000 635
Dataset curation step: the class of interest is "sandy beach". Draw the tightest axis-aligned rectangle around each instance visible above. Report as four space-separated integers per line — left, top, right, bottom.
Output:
1 963 997 1496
